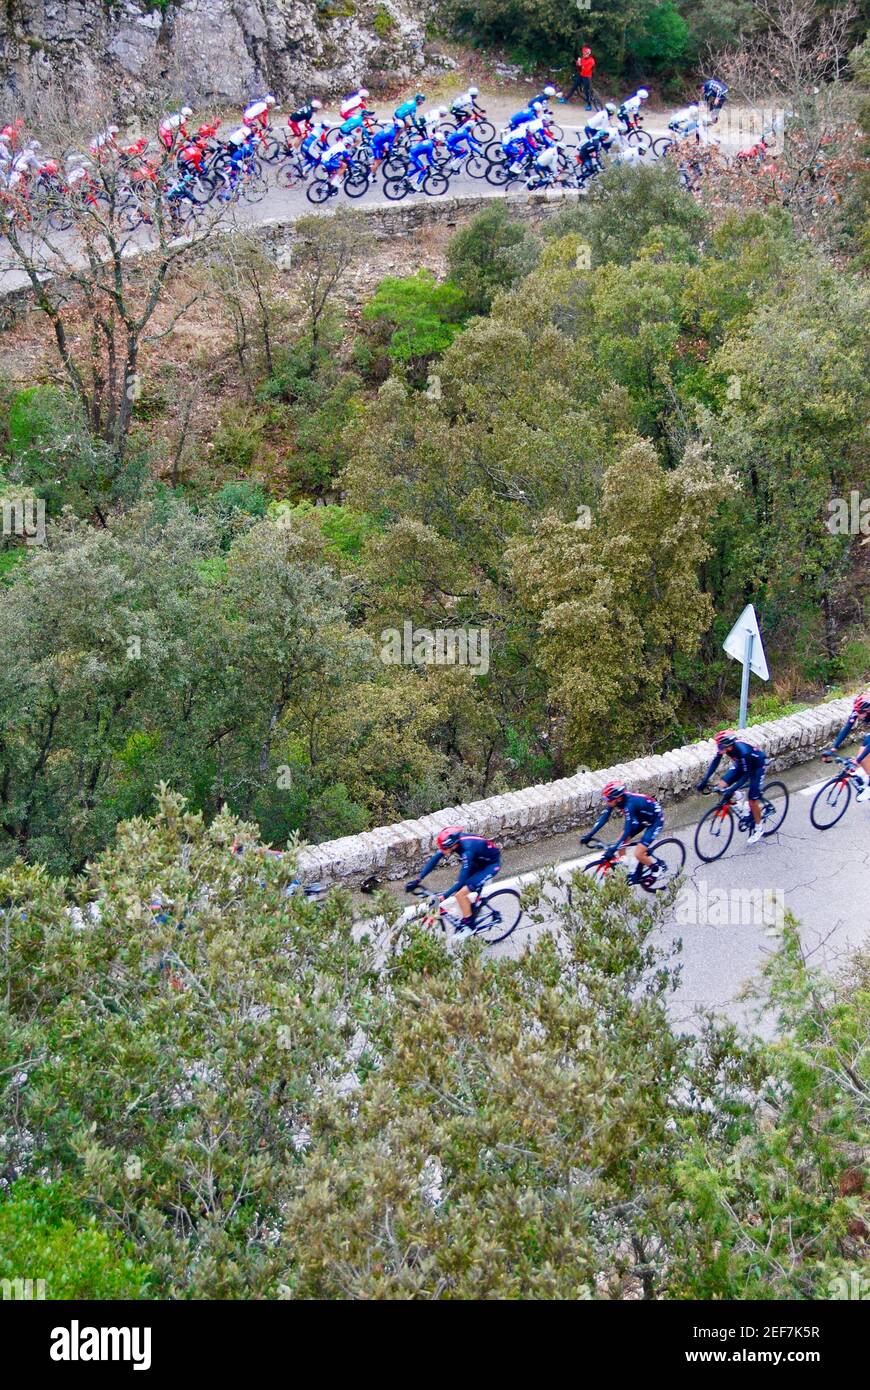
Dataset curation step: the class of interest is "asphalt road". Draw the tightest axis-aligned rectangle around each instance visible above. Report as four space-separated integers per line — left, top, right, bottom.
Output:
398 755 870 1036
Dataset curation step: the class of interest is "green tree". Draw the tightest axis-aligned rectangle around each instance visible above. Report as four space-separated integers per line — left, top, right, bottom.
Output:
510 437 729 763
446 204 541 316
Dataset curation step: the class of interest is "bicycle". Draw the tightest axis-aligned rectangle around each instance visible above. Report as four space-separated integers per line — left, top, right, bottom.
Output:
694 780 789 862
383 164 449 199
407 883 524 946
810 755 867 830
580 834 686 893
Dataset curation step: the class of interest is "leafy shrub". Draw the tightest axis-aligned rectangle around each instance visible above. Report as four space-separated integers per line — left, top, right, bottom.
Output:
446 204 541 315
0 1180 153 1300
360 271 466 384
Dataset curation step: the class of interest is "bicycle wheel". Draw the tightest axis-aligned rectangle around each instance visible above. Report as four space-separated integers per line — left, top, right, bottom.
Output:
626 128 653 150
344 170 370 198
242 172 268 203
810 775 852 830
760 781 789 837
694 803 735 862
382 155 407 179
465 154 488 179
423 171 449 196
548 122 565 142
643 838 686 892
276 160 305 189
306 176 334 204
653 136 675 157
486 160 510 185
473 887 523 945
474 120 495 143
383 176 408 201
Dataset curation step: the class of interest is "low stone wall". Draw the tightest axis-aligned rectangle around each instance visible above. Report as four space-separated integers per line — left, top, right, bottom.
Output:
297 697 853 884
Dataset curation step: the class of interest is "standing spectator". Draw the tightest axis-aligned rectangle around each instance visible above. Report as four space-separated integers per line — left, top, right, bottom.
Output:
560 46 596 108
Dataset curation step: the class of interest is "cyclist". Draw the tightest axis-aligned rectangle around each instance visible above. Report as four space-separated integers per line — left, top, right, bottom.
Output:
320 135 355 195
339 87 371 122
821 692 870 801
701 77 728 118
158 106 193 150
528 140 566 189
219 125 258 195
696 730 767 844
300 120 332 172
450 87 483 121
419 103 449 137
581 782 665 883
508 99 544 130
573 134 605 181
444 117 481 172
287 98 323 143
406 131 446 189
405 826 502 940
529 84 559 110
369 120 399 175
89 125 120 159
500 124 531 174
243 94 278 130
394 92 425 129
583 102 618 141
617 88 649 131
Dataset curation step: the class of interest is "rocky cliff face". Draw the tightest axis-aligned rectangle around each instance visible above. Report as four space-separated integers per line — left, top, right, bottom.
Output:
0 1 440 113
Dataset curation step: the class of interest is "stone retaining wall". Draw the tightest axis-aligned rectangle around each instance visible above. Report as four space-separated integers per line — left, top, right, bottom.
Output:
297 697 854 884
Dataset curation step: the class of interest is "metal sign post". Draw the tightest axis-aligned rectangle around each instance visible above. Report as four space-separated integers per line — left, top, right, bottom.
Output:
723 605 769 727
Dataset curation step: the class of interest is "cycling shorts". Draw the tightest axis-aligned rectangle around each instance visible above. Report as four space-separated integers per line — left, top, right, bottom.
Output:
639 815 664 847
722 758 766 800
465 863 500 893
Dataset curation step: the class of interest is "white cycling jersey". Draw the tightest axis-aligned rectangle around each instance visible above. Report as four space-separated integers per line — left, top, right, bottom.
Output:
339 92 366 121
584 108 613 134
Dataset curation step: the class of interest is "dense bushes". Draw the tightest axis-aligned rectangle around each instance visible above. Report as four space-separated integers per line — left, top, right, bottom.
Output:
0 797 866 1297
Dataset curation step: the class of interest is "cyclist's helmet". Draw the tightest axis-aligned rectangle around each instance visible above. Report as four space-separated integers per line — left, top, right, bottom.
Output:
688 104 699 116
601 781 627 803
359 87 370 98
532 101 544 111
852 693 870 715
637 88 650 100
606 102 617 114
265 95 277 107
714 729 738 750
543 85 556 97
415 92 425 103
468 86 479 97
436 825 464 852
181 106 193 118
311 99 323 110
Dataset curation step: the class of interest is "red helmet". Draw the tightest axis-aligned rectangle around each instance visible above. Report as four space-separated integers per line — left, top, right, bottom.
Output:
601 781 626 802
714 729 738 750
852 693 870 715
436 825 464 852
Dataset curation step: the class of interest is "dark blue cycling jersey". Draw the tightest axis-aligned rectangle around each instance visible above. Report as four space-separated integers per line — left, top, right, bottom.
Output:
699 740 764 788
586 793 663 850
416 834 501 898
832 707 870 749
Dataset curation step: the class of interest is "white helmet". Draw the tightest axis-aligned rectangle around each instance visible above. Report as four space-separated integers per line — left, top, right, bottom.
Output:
468 85 479 97
606 102 617 114
543 85 556 97
321 117 334 128
265 95 277 107
359 87 369 98
688 104 699 116
438 105 448 115
181 106 193 118
637 88 649 100
311 99 322 110
532 100 543 111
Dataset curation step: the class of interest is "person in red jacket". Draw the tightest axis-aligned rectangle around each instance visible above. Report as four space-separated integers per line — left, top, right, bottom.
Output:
561 46 596 108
